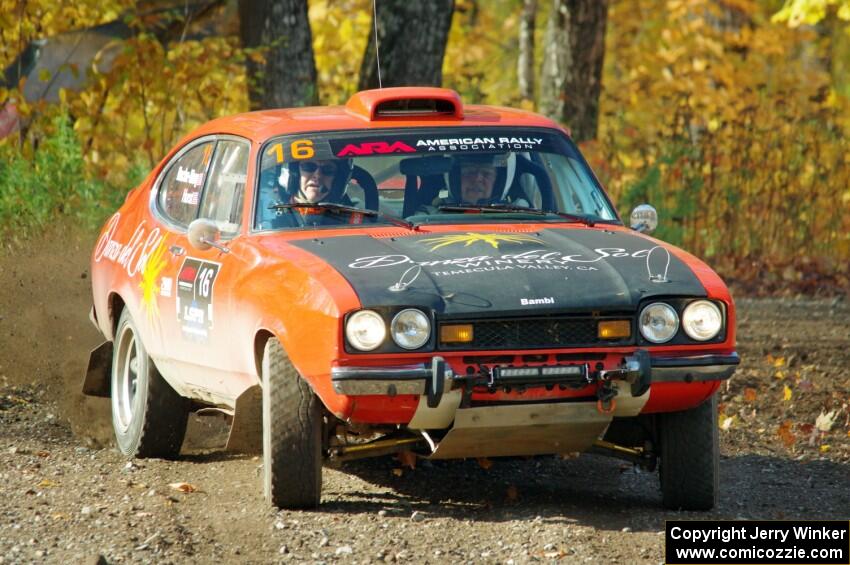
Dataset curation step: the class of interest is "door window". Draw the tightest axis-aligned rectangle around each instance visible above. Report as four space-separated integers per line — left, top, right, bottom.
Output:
158 142 215 226
199 140 249 236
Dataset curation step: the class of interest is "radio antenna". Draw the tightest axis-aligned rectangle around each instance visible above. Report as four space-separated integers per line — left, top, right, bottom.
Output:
372 0 383 88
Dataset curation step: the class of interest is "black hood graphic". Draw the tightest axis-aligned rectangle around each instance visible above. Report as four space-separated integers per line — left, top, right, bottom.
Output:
290 229 706 316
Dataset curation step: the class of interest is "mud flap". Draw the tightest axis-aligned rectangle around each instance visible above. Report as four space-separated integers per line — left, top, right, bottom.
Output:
82 341 113 397
225 385 262 454
427 402 613 459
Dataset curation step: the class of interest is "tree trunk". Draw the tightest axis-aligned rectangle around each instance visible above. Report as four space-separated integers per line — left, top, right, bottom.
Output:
539 0 608 142
518 0 537 103
238 0 318 110
358 0 455 90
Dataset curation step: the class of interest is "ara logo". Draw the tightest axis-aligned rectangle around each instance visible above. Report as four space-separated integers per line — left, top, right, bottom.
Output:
337 141 416 156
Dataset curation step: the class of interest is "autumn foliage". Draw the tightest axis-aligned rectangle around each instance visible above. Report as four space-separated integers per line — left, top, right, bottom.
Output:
1 0 848 293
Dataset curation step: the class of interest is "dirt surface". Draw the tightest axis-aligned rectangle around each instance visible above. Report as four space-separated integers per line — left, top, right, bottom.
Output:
0 224 848 564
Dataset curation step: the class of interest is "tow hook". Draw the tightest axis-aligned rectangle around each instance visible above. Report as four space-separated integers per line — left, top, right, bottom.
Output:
596 377 618 414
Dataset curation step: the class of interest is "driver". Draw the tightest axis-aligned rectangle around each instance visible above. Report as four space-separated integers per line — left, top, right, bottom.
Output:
271 158 361 227
293 160 338 203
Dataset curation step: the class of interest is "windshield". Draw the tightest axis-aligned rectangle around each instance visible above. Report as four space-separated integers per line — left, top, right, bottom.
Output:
254 127 619 230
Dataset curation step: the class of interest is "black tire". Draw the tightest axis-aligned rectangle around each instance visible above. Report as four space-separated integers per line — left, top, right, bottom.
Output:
658 393 719 511
262 338 323 508
110 308 189 458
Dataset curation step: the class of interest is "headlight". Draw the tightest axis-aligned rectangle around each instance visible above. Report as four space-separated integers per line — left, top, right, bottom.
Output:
639 302 679 343
345 310 386 351
682 300 722 341
390 309 431 350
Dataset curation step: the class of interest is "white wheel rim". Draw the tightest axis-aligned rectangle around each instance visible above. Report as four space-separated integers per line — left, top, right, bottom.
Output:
114 325 139 432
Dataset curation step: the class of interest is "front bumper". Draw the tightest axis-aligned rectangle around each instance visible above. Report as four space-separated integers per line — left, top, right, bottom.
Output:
331 351 740 398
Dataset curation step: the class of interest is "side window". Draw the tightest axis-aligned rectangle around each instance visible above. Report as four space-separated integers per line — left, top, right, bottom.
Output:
200 140 249 236
158 141 215 226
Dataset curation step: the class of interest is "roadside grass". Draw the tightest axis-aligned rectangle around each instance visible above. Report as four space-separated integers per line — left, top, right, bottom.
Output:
0 113 140 247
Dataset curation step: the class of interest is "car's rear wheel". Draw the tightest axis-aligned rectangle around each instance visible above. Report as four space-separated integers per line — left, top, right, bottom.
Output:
658 393 719 510
111 308 189 458
262 338 323 509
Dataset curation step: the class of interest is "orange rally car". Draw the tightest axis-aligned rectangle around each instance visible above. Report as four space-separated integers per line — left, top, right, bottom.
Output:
83 87 739 510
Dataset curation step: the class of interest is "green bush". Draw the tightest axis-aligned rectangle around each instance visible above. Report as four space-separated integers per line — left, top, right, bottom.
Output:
0 113 123 241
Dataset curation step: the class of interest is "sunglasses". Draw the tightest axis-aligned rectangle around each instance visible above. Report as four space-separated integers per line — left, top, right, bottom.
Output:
300 161 337 175
461 166 496 180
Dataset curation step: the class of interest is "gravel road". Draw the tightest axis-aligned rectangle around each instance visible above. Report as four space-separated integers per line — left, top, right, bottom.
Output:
0 228 847 564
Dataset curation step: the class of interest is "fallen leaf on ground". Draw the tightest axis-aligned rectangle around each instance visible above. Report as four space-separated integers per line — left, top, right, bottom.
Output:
397 451 417 470
35 450 50 458
778 421 796 447
168 482 197 493
720 415 735 430
820 445 831 453
783 385 792 401
477 457 493 470
744 388 757 403
815 410 838 432
37 479 57 488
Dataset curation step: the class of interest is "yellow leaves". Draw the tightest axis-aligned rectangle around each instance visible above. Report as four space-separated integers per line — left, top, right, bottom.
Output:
783 385 793 402
772 0 830 27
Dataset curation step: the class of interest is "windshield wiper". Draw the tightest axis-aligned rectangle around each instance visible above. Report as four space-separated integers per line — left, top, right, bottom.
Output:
437 204 595 226
270 202 417 230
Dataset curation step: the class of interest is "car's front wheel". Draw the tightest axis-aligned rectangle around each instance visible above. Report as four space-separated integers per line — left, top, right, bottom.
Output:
658 393 719 510
262 338 323 509
111 308 189 458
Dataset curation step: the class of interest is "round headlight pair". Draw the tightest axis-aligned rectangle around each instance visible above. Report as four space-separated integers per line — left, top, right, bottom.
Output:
639 300 722 343
345 309 431 351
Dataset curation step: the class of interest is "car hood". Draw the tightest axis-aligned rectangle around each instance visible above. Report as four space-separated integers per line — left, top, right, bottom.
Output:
289 227 707 316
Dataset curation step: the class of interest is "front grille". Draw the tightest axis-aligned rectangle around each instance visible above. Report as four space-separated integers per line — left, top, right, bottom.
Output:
439 316 631 350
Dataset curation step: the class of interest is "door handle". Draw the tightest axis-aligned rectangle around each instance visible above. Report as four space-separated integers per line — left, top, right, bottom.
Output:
169 245 185 256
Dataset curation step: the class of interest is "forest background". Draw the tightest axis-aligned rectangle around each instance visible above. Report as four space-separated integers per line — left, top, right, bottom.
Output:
1 0 849 296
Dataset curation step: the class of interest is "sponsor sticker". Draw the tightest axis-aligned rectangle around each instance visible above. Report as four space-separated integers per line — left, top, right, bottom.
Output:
520 297 554 306
176 258 220 341
160 277 173 298
328 130 558 157
181 189 200 205
347 247 655 279
176 166 204 187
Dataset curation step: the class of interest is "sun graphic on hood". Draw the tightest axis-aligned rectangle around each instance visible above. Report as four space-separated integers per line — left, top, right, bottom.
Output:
420 232 542 251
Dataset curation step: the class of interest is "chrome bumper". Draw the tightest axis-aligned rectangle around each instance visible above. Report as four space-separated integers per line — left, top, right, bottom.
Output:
650 353 740 382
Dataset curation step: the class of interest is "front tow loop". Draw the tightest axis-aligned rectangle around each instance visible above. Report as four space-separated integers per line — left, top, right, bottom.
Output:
596 377 618 414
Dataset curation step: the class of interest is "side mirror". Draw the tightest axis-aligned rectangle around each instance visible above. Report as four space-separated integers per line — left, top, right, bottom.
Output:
630 204 658 234
187 218 230 253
